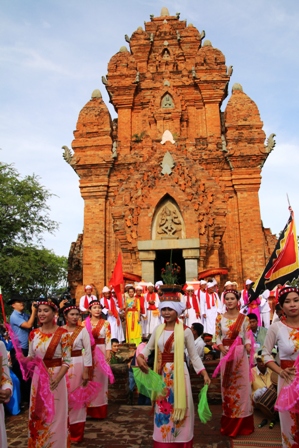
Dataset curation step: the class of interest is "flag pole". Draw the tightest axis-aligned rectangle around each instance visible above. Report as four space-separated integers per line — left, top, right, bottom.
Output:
287 193 292 211
0 286 7 324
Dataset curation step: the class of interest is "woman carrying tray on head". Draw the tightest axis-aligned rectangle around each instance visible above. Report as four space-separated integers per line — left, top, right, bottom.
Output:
214 289 254 437
83 299 112 419
137 293 210 448
262 286 299 448
27 300 71 448
63 305 92 443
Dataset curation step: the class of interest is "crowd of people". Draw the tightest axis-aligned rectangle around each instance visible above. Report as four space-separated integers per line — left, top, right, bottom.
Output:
0 278 298 448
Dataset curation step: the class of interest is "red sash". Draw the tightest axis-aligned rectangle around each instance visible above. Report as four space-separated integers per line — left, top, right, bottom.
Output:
69 326 83 349
83 295 90 309
158 325 188 374
138 295 145 315
146 292 157 311
104 297 120 326
206 292 215 309
92 319 105 340
222 313 246 388
43 327 67 364
187 294 200 317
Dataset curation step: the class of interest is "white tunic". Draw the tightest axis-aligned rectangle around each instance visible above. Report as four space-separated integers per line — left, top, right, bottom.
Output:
100 297 124 342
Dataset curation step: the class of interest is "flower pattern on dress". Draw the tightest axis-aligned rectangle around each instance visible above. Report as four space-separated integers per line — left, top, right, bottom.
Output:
282 411 299 448
216 315 253 420
153 362 188 442
289 329 299 353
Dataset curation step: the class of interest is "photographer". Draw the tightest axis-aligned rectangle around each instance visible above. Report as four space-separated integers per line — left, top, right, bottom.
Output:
8 294 37 405
56 289 75 326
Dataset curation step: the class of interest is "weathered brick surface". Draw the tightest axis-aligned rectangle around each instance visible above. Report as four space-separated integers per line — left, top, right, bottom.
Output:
67 9 275 299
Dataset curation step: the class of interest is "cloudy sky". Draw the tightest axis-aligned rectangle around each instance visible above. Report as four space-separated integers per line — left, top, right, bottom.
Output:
1 0 299 257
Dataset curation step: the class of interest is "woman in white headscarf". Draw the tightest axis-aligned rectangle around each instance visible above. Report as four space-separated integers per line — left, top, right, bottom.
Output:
137 298 210 448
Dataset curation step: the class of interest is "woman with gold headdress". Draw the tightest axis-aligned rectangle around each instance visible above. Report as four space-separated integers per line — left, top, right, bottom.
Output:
137 294 210 447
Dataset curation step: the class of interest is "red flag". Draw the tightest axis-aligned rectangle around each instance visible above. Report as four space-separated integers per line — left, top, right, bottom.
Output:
109 253 124 307
0 286 6 324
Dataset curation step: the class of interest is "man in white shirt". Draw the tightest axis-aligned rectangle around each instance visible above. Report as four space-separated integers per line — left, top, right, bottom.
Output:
79 285 97 317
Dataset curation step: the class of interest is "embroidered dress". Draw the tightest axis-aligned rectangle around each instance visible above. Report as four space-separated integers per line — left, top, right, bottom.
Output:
0 341 13 448
262 321 299 448
142 325 205 447
66 326 92 442
125 296 142 345
215 314 254 437
28 328 71 448
86 319 111 418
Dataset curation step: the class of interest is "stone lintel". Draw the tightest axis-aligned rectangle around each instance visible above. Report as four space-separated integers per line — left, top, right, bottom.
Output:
138 238 199 251
182 249 200 259
139 250 156 261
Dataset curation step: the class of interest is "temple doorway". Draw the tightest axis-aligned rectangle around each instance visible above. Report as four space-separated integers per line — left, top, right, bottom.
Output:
154 249 186 285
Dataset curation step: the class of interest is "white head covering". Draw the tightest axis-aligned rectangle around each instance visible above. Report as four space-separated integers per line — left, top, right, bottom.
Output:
245 279 253 285
224 281 233 287
102 286 110 293
155 281 163 289
135 284 143 290
186 285 194 291
211 278 217 286
85 285 92 290
200 280 207 285
159 300 186 315
147 282 154 288
207 282 214 289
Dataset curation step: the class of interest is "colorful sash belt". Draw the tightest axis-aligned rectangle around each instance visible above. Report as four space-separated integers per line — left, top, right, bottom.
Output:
280 360 295 369
71 349 82 357
44 358 62 368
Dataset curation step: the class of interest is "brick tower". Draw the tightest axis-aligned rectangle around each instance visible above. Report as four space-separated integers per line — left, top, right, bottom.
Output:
65 7 276 300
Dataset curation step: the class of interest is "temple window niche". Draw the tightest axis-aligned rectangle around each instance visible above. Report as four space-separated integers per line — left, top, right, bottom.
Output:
138 196 199 283
161 92 174 109
162 48 170 59
152 196 185 240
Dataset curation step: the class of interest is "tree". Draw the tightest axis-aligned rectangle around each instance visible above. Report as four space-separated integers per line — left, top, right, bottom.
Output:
0 246 68 300
0 162 57 249
0 162 66 303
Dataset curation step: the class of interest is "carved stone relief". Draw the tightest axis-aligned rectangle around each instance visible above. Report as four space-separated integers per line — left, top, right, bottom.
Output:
161 93 174 108
152 199 184 240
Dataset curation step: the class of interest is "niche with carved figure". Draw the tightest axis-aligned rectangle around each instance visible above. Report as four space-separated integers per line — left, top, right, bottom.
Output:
152 196 185 240
161 92 174 109
162 48 171 60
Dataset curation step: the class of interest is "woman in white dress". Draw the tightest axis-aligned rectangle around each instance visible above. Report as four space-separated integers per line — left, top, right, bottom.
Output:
262 286 299 447
137 297 210 448
27 300 71 448
84 299 112 419
63 305 92 443
0 340 13 448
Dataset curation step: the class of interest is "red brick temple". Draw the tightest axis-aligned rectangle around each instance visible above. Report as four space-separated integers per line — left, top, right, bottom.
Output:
64 7 276 300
